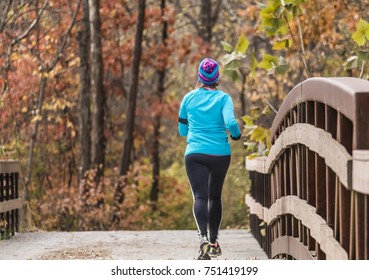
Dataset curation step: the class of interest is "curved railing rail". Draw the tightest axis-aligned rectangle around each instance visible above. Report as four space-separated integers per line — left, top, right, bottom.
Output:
0 160 23 239
245 77 369 260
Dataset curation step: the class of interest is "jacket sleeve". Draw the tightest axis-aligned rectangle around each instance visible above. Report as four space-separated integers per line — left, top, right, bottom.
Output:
222 95 241 140
178 98 188 137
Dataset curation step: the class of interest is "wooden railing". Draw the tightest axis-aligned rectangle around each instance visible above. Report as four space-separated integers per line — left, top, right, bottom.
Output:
0 160 24 239
245 77 369 260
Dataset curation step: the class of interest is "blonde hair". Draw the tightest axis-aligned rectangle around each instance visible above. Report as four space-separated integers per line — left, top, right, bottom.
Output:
196 80 219 89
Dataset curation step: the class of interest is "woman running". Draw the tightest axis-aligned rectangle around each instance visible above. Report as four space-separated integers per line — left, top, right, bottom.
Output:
178 58 241 260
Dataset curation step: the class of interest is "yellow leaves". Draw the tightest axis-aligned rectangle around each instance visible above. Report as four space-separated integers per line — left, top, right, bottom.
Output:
0 219 8 229
243 106 271 158
273 39 292 50
346 18 369 78
32 63 62 79
235 34 250 54
250 51 258 77
352 18 369 47
68 57 80 68
43 96 73 112
31 114 43 123
32 69 49 79
0 95 4 109
258 54 278 70
10 52 20 61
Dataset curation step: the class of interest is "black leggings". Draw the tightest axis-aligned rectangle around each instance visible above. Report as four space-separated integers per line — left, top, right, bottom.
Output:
185 153 231 243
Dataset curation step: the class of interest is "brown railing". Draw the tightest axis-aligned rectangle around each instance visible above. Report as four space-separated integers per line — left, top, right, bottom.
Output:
245 77 369 260
0 160 24 239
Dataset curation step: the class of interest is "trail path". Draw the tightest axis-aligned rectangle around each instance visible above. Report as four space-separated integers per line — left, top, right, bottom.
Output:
0 229 268 260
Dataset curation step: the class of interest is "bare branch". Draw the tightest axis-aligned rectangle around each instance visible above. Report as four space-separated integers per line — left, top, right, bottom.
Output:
264 97 278 114
3 6 43 34
284 13 310 78
1 1 49 94
12 0 49 45
44 0 82 72
66 0 73 16
122 2 132 16
174 0 200 33
360 61 366 79
0 0 13 32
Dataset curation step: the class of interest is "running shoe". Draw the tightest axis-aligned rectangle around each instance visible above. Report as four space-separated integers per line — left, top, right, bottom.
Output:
208 242 222 258
197 235 210 260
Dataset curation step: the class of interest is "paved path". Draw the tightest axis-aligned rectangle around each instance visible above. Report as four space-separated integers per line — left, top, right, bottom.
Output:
0 229 268 260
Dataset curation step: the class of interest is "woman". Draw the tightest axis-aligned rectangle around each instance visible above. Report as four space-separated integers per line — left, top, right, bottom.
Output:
178 58 241 260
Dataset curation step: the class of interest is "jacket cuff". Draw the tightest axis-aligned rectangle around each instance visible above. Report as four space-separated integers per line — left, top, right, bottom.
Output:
230 134 241 141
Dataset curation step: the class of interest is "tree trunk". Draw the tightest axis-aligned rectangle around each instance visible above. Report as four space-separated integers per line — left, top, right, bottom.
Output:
25 75 47 201
78 0 91 210
89 0 106 181
24 1 80 197
150 0 168 206
113 0 146 216
79 0 91 180
199 0 221 44
200 0 212 43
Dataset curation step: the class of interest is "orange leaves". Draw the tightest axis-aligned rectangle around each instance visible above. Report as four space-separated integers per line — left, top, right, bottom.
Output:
241 5 260 21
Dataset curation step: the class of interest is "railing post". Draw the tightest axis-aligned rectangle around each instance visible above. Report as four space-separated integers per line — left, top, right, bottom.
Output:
0 160 24 239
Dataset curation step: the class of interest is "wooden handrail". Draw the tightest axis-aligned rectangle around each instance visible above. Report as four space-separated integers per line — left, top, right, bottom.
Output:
246 77 369 260
270 77 369 149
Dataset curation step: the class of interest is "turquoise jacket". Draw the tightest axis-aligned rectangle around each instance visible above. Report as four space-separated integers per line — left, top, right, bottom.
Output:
178 87 241 156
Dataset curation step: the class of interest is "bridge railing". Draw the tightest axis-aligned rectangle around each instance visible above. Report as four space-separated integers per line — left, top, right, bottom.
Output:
245 77 369 260
0 160 24 239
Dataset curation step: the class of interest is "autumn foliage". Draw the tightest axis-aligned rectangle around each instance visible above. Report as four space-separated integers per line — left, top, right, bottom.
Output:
1 0 368 232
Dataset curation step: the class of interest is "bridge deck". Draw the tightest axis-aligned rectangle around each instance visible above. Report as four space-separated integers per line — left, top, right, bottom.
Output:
0 229 267 260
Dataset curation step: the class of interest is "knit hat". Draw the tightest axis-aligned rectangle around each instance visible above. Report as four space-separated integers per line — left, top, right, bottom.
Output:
198 58 219 85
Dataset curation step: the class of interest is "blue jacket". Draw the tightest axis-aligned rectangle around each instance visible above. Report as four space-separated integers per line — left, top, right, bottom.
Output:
178 87 241 156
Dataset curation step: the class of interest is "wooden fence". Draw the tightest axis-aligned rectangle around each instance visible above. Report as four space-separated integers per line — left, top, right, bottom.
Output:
245 77 369 260
0 160 24 239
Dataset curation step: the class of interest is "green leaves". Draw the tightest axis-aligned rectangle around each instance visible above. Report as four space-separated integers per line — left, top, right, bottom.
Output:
358 50 369 61
259 0 306 37
258 54 278 70
235 34 250 54
352 19 369 47
220 34 250 82
344 56 359 70
250 52 258 77
258 54 290 75
260 5 289 36
221 36 290 82
221 35 250 55
221 50 246 82
345 19 369 80
256 0 305 77
242 106 271 158
221 41 233 53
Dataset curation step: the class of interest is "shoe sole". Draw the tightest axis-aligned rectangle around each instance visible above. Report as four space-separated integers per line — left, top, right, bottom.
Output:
208 252 222 258
197 242 210 260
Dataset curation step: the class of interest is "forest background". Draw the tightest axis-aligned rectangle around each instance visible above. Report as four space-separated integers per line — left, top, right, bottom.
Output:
0 0 368 233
